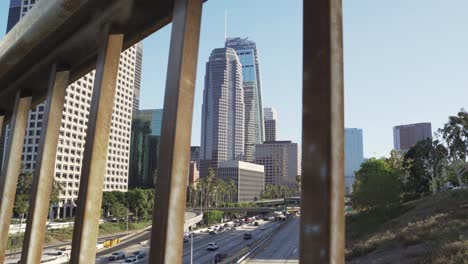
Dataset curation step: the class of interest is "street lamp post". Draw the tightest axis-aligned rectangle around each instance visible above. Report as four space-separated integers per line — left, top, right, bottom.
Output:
190 231 193 264
126 208 129 235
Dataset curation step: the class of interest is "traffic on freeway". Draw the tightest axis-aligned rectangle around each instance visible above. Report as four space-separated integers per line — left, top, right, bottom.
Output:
242 216 299 264
93 216 285 264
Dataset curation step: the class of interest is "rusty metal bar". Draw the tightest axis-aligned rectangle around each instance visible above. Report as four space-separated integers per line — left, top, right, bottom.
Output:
70 33 123 264
0 93 32 263
21 64 69 264
300 0 345 263
149 0 203 262
0 115 4 140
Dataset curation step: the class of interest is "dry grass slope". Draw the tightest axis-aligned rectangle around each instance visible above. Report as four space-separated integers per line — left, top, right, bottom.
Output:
346 189 468 264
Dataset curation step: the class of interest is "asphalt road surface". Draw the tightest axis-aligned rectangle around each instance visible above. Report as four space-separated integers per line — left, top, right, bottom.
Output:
94 219 283 264
243 217 299 264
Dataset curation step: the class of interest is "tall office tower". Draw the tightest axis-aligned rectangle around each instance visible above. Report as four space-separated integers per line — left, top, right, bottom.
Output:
264 107 278 142
133 42 143 112
225 38 264 162
345 128 364 194
129 109 162 189
393 122 432 151
255 141 301 189
2 0 138 218
200 48 245 177
217 161 264 202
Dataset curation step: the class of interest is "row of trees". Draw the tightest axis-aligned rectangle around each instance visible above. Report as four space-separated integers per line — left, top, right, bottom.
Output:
101 189 154 221
13 170 62 232
352 109 468 209
261 184 295 199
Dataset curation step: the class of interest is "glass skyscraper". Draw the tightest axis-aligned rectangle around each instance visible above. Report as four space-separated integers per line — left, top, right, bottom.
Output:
345 128 364 194
200 48 245 177
129 109 163 189
225 38 265 162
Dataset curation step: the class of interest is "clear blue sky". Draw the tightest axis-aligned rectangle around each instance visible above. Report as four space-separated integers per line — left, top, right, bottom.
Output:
1 0 467 158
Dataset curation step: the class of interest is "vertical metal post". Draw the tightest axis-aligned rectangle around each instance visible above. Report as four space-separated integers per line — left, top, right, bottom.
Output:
70 32 123 264
149 0 203 262
301 0 345 263
21 64 69 264
0 115 4 140
0 93 32 263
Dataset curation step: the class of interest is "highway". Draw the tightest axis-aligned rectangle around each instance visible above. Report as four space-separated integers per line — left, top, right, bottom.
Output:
242 217 299 264
94 219 283 264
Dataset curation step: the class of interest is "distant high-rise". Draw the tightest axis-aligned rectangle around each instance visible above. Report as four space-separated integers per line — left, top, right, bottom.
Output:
129 109 163 189
226 38 264 162
345 128 364 194
200 48 245 177
255 141 301 189
393 123 432 151
264 107 278 142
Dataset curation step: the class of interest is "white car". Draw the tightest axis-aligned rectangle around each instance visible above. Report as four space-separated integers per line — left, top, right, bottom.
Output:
207 242 219 251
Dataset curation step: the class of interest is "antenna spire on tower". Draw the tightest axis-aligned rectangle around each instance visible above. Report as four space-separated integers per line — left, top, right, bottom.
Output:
224 9 227 43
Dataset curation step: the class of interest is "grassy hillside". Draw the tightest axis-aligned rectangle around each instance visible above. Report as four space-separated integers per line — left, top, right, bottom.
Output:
346 189 468 263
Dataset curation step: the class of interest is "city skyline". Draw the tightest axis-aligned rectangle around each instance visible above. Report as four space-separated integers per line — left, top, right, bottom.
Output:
2 1 468 158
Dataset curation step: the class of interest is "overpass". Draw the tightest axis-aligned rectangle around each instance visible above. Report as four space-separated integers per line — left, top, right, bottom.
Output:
0 0 345 263
255 197 301 207
200 207 278 213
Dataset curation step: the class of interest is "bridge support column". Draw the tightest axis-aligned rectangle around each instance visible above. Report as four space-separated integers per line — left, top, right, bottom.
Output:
0 115 4 140
21 64 69 264
0 92 32 263
70 32 123 264
149 0 203 262
301 0 345 263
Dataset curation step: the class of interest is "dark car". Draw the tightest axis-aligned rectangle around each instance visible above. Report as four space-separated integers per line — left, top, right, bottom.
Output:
183 237 189 243
214 253 228 263
136 252 147 260
209 230 216 235
253 221 259 226
132 251 141 256
223 223 229 227
108 252 125 261
243 233 253 240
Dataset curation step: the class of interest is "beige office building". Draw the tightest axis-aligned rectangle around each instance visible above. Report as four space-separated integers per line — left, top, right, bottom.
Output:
217 160 264 202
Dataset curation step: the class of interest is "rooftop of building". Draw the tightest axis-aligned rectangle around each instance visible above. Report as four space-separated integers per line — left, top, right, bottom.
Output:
218 160 264 172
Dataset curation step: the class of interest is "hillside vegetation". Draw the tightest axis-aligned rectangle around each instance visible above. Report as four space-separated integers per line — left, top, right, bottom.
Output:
346 189 468 263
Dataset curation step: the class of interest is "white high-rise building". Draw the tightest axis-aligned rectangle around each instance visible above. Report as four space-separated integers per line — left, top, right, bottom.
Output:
264 107 278 142
200 48 244 177
3 0 140 218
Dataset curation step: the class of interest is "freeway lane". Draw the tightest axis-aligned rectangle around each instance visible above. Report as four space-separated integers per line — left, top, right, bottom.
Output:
243 217 299 264
182 220 282 264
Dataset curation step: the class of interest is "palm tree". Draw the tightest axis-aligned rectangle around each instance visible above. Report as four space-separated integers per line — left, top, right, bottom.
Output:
227 179 237 203
296 175 301 195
